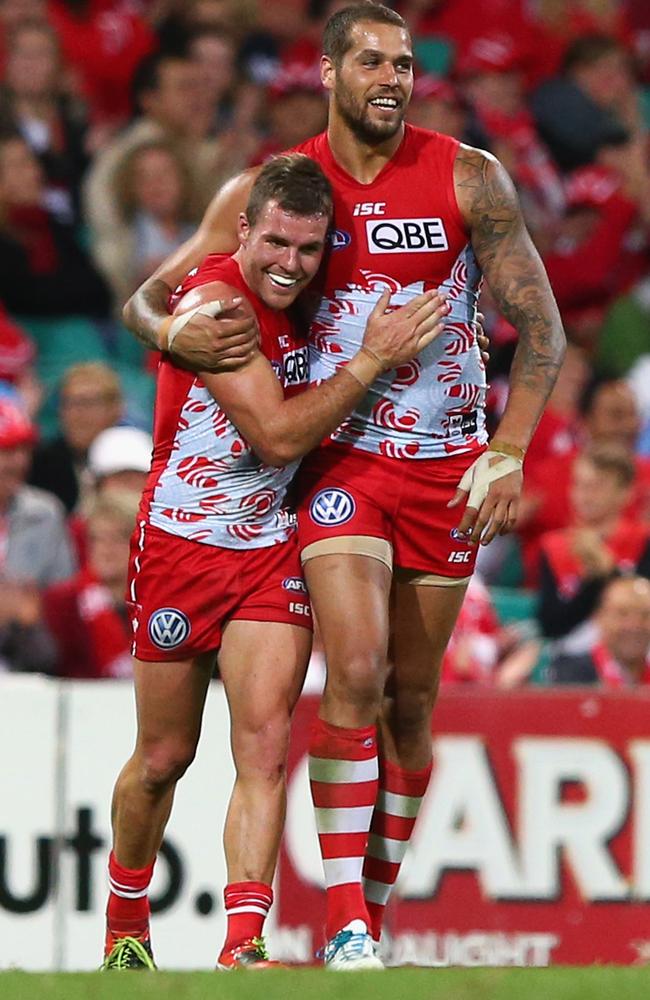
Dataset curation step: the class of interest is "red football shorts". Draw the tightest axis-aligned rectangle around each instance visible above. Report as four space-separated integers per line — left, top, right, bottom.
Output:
296 443 484 578
127 523 312 662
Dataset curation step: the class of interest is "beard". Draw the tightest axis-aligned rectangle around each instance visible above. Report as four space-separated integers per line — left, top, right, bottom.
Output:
334 79 405 145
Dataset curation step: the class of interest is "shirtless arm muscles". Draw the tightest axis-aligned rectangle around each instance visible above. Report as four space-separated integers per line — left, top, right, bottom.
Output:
455 147 566 448
122 169 260 370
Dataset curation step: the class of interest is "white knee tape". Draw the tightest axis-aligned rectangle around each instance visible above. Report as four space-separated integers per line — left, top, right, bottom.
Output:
167 300 224 352
457 452 522 509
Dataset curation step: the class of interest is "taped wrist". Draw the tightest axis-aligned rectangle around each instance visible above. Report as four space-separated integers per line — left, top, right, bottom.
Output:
457 452 522 509
160 300 224 353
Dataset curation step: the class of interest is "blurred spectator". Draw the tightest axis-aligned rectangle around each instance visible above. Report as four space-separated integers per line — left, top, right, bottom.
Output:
529 0 632 76
408 74 473 142
0 131 113 316
83 49 247 267
0 305 42 418
440 575 501 684
537 443 650 641
0 395 75 586
29 361 122 512
46 0 156 128
543 165 649 335
87 425 152 494
67 423 151 565
0 0 47 70
250 63 326 164
531 35 633 170
456 31 565 231
547 575 650 685
94 138 197 305
520 378 650 585
188 26 237 132
523 342 590 478
42 488 140 678
0 20 89 223
0 390 66 674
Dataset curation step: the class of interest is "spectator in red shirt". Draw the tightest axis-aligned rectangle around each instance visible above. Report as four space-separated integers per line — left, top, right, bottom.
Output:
42 488 140 678
46 0 156 128
456 31 565 234
538 444 650 641
521 378 650 585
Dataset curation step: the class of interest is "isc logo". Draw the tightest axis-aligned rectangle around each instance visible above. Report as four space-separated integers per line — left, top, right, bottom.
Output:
283 347 309 385
448 550 472 563
353 201 386 216
289 601 311 617
366 217 449 254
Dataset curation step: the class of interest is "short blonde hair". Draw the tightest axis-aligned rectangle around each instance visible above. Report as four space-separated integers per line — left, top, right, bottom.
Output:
60 362 122 402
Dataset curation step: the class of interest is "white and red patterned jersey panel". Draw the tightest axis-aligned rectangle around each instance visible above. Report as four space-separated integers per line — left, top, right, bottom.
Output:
140 255 307 550
295 126 488 459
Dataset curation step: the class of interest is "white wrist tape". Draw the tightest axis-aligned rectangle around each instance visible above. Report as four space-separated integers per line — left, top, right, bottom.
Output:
456 451 522 510
166 300 223 352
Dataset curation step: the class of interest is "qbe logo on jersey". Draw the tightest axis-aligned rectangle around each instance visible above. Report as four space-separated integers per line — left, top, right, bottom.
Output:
366 217 449 254
309 488 356 527
148 607 191 649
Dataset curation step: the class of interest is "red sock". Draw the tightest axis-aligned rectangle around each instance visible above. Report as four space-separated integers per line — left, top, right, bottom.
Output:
221 881 273 953
362 758 432 941
309 717 379 940
105 851 155 950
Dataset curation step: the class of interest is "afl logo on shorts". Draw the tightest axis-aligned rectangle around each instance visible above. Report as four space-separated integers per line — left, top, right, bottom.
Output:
310 488 356 527
148 607 191 650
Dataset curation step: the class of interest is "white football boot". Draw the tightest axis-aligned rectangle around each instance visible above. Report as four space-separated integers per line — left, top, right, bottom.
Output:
323 919 385 970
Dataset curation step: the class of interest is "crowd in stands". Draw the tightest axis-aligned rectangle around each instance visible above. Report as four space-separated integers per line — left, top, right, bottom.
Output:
0 0 648 687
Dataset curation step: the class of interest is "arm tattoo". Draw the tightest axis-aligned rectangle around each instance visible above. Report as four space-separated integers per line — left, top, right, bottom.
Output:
455 148 565 403
122 278 172 352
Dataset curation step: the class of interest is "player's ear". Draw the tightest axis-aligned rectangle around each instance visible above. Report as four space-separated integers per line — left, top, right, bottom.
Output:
237 212 250 247
321 54 335 92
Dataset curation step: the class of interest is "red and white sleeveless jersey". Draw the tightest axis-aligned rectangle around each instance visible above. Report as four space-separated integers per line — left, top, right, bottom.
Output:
140 254 309 550
295 126 487 459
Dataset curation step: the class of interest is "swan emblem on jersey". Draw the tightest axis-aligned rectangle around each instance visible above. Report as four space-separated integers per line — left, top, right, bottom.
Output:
148 607 191 649
310 488 356 527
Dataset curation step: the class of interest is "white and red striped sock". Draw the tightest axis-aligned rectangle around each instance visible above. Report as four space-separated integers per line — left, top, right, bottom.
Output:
222 881 273 952
105 851 155 949
362 758 432 942
309 717 379 940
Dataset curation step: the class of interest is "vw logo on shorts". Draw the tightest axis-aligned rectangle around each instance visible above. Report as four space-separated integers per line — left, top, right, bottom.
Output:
148 607 191 650
310 488 356 527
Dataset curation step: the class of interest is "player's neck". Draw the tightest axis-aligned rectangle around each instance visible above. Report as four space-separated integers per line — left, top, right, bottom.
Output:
326 116 404 185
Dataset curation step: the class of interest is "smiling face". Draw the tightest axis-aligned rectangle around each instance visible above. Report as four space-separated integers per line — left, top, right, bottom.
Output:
236 200 329 310
322 20 413 145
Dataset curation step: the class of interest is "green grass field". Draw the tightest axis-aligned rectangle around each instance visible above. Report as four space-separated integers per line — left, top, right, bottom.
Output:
1 968 649 1000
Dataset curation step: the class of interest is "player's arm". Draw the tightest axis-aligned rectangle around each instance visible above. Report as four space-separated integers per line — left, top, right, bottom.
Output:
450 147 566 544
177 282 449 467
122 169 261 372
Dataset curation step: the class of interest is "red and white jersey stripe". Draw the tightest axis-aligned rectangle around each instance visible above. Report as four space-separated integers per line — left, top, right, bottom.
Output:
295 127 488 460
140 255 309 550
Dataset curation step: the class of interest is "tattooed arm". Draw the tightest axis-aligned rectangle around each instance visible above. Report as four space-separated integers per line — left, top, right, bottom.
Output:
456 146 565 444
449 147 566 544
122 169 260 371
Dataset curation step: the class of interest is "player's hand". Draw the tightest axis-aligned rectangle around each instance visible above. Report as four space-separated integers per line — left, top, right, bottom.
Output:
167 296 259 373
448 451 523 546
362 288 450 370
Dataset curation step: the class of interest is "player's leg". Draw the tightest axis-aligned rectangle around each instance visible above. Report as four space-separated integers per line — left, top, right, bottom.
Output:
303 550 391 967
216 619 311 967
363 578 468 945
104 653 214 968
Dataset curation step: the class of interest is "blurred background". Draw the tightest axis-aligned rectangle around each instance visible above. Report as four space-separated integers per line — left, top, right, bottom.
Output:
0 0 649 971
